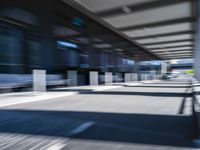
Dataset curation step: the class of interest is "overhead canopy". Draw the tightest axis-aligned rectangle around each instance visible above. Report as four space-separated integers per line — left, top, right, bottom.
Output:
61 0 160 61
72 0 196 60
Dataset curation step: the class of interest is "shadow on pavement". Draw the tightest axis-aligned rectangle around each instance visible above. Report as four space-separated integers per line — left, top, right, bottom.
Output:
49 88 93 93
82 91 192 97
124 85 191 88
0 109 197 148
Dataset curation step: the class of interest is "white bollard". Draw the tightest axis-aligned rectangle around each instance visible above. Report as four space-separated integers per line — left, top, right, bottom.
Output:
105 72 113 85
115 73 123 82
33 70 46 92
90 71 98 85
125 73 131 82
144 74 148 81
131 73 138 82
67 70 78 86
141 74 144 81
147 74 151 80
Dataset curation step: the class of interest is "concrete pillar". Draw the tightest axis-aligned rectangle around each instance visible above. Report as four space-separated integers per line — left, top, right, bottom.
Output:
161 62 167 75
144 74 148 81
150 70 156 80
146 74 149 80
105 72 113 84
115 73 123 82
125 73 131 82
38 4 56 72
90 71 98 85
33 70 46 92
195 0 200 80
131 73 138 81
156 74 159 80
134 60 140 79
141 74 144 81
148 74 151 80
67 70 77 86
153 74 156 80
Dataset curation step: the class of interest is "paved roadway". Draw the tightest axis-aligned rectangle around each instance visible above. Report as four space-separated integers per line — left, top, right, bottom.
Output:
0 78 198 150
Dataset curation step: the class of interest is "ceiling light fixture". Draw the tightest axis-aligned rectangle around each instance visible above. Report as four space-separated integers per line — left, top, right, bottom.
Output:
122 6 132 14
115 48 123 52
143 27 149 31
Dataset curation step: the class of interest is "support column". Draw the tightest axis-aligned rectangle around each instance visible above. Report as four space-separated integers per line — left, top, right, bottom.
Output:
115 72 122 82
89 38 95 69
112 53 118 82
195 0 200 80
67 70 78 86
90 71 98 85
133 59 140 81
105 72 113 85
33 70 46 92
38 4 56 72
125 73 131 82
161 61 167 75
131 73 138 82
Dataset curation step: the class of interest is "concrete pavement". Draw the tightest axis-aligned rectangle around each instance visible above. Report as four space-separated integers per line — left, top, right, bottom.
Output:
0 79 198 150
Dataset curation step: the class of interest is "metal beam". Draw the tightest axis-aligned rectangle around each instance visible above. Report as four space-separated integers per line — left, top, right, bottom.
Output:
132 31 194 40
151 49 193 52
164 55 193 58
152 49 193 53
142 39 194 46
147 45 194 50
62 0 160 60
155 51 192 55
162 56 193 59
119 17 195 31
160 54 193 57
96 0 194 18
168 55 193 57
160 51 193 55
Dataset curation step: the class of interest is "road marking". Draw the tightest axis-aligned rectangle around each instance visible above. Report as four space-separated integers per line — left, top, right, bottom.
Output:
0 85 123 107
69 121 95 135
93 86 122 91
47 143 66 150
0 92 78 107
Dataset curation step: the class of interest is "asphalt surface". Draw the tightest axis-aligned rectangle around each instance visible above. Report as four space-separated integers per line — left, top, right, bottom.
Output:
0 78 198 150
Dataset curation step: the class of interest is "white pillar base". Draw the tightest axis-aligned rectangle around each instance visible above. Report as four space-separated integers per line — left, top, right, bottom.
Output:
125 73 131 82
90 71 99 86
33 70 46 92
67 70 78 86
105 72 113 85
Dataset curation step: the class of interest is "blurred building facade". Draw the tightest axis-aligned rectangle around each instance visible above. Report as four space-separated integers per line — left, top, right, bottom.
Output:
0 0 160 85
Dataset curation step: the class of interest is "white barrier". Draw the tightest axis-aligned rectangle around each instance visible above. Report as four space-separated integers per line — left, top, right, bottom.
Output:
33 70 46 92
105 72 113 84
141 74 145 81
144 74 148 81
113 73 123 82
124 73 131 82
90 71 98 85
67 70 77 86
131 73 138 81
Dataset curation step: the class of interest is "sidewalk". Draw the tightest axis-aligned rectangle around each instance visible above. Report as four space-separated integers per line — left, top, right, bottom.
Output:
0 85 124 107
0 81 160 107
